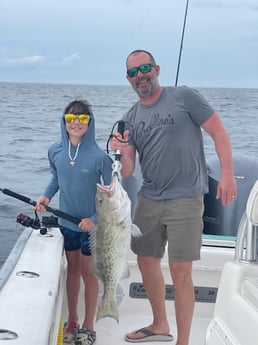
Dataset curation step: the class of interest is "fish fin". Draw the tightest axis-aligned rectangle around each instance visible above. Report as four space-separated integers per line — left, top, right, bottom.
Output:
131 224 143 238
89 256 97 277
96 298 119 323
89 247 105 281
89 229 98 278
89 256 106 281
89 227 96 254
90 264 106 282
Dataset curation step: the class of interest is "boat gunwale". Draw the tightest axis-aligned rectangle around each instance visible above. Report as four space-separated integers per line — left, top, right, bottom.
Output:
0 227 33 291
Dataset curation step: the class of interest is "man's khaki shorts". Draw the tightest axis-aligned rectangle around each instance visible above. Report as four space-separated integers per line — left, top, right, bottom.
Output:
131 195 204 262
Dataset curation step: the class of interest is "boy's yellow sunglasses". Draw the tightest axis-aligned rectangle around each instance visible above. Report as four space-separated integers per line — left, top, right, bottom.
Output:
64 113 91 125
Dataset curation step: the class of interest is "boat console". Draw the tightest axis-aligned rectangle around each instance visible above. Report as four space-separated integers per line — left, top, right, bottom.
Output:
205 179 258 345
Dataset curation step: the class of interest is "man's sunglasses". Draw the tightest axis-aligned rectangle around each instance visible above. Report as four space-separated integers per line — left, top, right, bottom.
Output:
64 113 91 125
127 63 154 78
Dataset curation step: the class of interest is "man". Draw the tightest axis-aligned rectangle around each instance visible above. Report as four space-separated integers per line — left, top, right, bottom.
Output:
110 49 237 345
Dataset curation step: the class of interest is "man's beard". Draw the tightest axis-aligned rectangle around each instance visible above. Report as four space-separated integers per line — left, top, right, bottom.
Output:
133 78 158 98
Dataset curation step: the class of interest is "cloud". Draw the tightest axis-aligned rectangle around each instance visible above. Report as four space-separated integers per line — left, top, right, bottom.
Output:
194 0 258 7
61 53 80 64
0 0 257 87
0 53 80 68
0 55 46 66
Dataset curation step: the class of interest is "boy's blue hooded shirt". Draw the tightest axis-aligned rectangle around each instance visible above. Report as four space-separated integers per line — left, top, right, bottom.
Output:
43 109 113 231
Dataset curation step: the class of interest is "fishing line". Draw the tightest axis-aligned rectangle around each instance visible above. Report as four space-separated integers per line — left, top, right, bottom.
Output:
106 120 135 178
106 120 134 155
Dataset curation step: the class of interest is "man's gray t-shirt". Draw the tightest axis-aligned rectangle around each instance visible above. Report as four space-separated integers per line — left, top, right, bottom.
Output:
123 86 214 200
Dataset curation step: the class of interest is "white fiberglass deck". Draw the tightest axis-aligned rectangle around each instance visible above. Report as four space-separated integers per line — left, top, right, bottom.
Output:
1 226 258 345
62 237 236 345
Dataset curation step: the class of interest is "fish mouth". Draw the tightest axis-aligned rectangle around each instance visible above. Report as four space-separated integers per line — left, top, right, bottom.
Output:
97 184 113 196
97 176 117 196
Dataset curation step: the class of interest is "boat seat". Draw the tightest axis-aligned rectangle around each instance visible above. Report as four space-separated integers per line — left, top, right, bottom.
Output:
241 277 258 311
246 179 258 225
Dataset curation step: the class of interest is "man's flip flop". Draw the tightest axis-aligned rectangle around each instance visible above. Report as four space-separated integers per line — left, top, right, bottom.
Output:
125 327 174 343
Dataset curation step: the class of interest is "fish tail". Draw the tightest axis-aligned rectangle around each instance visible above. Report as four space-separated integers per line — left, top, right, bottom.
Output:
131 224 143 238
96 297 119 323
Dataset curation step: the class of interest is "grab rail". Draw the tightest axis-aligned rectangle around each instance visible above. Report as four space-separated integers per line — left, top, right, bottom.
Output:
235 180 258 263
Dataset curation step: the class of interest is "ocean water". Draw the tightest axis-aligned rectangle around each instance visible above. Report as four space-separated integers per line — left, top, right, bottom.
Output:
0 82 257 268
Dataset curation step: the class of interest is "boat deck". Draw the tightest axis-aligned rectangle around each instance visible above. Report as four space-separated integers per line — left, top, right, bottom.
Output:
62 237 236 345
2 226 258 345
75 304 211 345
63 290 212 345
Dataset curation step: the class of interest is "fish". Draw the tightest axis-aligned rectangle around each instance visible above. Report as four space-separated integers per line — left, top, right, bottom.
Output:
90 174 142 323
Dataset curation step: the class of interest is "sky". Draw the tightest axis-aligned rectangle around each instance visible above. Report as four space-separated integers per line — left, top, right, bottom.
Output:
1 0 258 88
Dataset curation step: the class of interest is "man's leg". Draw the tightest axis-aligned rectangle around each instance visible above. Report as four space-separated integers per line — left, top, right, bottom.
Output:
126 255 171 340
170 261 194 345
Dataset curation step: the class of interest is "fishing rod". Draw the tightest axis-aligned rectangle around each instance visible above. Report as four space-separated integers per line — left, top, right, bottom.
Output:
106 119 132 179
112 120 125 178
175 0 190 86
0 188 81 225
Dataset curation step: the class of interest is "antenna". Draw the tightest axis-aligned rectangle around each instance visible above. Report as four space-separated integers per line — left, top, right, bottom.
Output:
175 0 190 86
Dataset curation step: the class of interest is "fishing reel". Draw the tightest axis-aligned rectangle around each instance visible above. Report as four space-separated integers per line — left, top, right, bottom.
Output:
16 212 59 235
16 211 41 230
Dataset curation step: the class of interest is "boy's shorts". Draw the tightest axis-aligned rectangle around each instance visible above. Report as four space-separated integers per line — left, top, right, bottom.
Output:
131 195 204 262
60 227 92 256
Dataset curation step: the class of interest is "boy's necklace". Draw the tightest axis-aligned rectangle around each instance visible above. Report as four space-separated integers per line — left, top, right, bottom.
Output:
68 141 81 166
